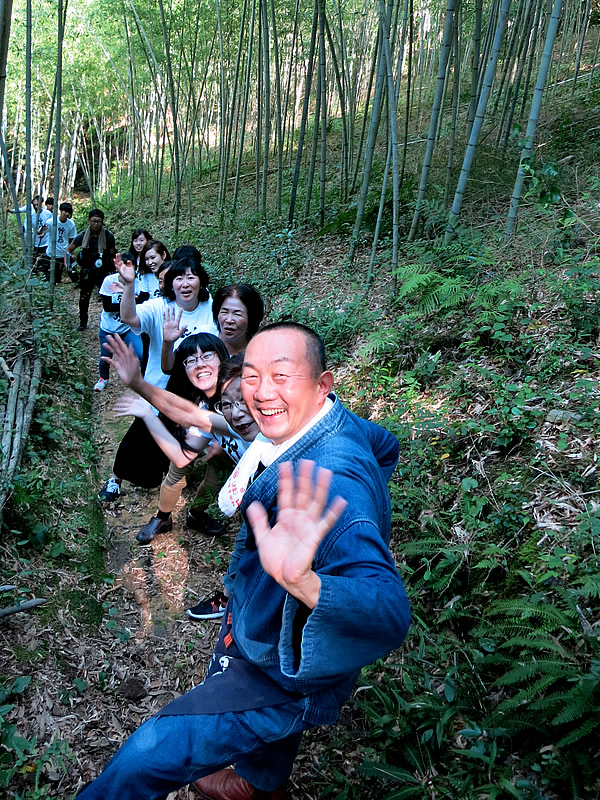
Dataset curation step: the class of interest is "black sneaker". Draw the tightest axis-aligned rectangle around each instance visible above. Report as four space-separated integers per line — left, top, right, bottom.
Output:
137 515 172 544
186 509 225 537
187 591 228 620
98 477 121 502
77 323 87 331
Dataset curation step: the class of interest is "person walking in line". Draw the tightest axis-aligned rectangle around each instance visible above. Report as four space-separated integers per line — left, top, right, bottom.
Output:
37 202 77 284
66 209 116 331
34 196 53 259
93 251 146 393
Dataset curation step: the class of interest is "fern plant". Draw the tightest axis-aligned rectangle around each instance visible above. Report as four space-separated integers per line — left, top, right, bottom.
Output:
473 593 600 792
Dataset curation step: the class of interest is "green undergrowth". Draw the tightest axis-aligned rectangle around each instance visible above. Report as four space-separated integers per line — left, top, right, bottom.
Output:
302 231 600 799
1 279 107 797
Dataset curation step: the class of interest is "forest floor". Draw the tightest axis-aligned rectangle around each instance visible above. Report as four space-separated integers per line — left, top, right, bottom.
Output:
0 271 361 800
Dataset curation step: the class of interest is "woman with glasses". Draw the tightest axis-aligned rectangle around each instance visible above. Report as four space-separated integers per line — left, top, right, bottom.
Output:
123 333 230 544
104 339 260 546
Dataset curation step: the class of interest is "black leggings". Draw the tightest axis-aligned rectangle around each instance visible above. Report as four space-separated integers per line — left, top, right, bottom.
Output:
78 267 107 327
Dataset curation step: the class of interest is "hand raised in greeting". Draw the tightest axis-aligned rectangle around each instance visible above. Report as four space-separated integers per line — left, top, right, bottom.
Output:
246 460 347 609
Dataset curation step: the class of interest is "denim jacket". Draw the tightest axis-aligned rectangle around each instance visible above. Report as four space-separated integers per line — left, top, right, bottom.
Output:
230 396 411 726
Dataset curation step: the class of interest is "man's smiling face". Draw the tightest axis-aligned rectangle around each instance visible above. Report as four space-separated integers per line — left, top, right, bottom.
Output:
241 328 332 445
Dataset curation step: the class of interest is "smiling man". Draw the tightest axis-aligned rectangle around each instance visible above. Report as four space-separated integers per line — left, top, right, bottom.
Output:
77 322 410 800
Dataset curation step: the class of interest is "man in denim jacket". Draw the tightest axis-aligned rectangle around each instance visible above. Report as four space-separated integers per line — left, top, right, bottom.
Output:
77 322 410 800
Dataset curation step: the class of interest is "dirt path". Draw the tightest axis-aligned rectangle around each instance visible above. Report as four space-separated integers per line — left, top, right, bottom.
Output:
2 286 334 799
1 289 233 799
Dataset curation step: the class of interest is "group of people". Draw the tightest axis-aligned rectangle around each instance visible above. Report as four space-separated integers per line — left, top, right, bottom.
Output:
86 222 269 625
15 203 411 799
10 194 77 283
79 312 411 800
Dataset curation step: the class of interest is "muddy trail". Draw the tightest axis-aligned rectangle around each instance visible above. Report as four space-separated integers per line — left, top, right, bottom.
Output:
1 286 333 799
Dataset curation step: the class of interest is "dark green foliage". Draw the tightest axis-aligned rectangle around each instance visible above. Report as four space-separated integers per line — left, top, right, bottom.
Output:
0 677 72 796
325 233 600 799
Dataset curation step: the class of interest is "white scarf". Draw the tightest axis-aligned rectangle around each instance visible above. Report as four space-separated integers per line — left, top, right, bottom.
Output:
218 397 334 517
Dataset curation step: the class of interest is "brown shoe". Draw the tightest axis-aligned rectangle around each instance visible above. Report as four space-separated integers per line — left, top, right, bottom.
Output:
192 769 287 800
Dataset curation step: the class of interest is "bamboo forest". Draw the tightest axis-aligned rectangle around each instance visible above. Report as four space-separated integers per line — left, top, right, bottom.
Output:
0 0 599 795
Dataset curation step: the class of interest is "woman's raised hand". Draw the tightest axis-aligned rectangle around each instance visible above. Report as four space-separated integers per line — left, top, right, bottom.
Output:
114 394 153 420
163 306 187 342
115 252 136 284
101 334 142 387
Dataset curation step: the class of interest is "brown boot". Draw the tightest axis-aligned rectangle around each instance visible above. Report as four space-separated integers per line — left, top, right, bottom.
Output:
192 769 287 800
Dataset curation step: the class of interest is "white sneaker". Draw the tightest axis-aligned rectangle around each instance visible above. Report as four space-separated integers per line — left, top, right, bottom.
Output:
93 378 108 392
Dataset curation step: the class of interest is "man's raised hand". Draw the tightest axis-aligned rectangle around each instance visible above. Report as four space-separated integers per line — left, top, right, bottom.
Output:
246 460 347 609
101 334 142 387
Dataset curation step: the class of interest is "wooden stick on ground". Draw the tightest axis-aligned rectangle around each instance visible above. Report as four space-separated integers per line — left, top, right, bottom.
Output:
0 598 47 619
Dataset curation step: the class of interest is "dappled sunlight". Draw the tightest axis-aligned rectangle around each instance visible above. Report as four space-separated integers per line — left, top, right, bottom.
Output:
150 533 190 612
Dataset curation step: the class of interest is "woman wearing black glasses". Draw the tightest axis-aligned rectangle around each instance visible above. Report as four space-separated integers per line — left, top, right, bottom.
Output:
118 332 231 544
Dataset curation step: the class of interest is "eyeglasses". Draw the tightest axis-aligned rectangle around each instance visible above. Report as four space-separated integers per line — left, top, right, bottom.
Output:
214 398 247 414
183 352 218 369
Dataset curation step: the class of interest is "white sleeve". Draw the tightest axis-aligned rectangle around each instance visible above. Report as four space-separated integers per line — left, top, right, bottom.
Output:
134 298 164 335
99 273 120 297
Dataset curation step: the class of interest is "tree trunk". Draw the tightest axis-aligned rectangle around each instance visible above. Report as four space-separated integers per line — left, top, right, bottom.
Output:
444 0 512 244
288 0 319 226
349 29 386 264
505 0 563 237
444 9 460 208
270 0 283 214
48 0 65 310
24 0 33 276
318 0 326 228
304 66 321 221
572 0 591 92
158 0 181 235
350 33 378 195
0 0 13 124
261 0 271 218
233 0 257 215
467 0 482 137
408 0 456 242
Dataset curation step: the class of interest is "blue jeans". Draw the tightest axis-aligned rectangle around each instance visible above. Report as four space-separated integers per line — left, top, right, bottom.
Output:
76 702 308 800
98 328 142 380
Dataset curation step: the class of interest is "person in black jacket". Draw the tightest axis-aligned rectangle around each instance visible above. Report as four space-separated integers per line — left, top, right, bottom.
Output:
66 209 116 331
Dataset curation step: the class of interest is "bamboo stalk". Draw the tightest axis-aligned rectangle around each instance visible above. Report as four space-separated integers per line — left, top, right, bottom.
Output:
1 357 23 474
0 598 47 619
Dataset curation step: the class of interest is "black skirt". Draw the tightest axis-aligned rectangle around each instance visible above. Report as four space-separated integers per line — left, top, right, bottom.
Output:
113 417 170 488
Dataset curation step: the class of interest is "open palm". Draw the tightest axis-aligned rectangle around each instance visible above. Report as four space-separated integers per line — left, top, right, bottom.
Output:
115 253 136 284
163 306 187 342
246 460 347 608
101 334 141 386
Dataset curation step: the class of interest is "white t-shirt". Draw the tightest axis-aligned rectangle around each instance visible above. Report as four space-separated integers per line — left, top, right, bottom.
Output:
99 272 146 334
139 272 161 298
45 218 77 258
19 204 37 233
132 296 218 388
187 417 252 465
37 209 52 247
216 423 253 464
